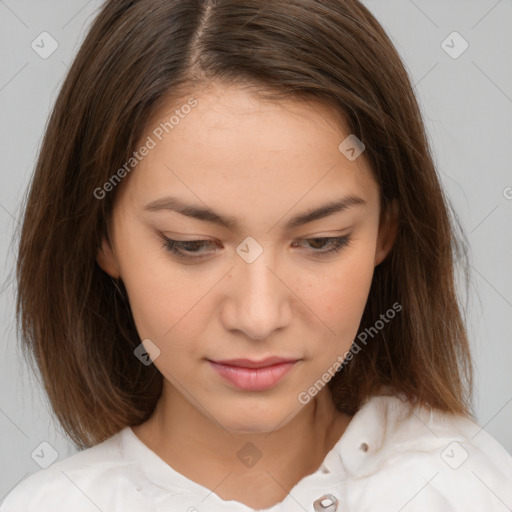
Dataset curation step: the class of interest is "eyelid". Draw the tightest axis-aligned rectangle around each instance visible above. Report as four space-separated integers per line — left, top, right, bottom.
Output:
158 230 350 244
159 233 352 260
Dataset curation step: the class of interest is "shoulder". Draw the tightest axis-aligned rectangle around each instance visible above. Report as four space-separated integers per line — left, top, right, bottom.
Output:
0 428 146 512
340 392 512 511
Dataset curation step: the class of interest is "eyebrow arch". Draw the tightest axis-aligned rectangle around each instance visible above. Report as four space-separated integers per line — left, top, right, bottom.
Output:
143 194 366 232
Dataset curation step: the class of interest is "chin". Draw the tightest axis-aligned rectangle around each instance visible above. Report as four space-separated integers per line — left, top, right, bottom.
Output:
214 402 298 435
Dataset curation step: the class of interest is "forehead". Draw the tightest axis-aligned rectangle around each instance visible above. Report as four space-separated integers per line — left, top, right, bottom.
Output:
116 84 377 218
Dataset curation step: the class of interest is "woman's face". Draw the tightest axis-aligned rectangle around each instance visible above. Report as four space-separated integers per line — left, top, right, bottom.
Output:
97 84 397 433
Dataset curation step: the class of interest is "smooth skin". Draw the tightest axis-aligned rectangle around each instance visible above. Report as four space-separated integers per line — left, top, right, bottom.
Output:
97 83 398 509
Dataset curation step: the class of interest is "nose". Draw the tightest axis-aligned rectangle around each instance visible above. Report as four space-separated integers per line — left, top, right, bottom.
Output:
220 248 292 340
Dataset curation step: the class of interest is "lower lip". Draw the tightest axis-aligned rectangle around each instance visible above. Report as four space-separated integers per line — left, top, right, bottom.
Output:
208 361 296 391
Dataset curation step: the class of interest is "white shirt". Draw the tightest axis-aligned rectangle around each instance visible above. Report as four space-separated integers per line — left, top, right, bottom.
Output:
2 392 512 512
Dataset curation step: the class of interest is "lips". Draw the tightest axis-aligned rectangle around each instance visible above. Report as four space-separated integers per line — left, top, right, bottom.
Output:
207 357 299 391
209 356 299 369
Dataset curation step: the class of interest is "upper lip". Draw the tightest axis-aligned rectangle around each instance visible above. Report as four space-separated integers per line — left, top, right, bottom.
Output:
209 357 299 369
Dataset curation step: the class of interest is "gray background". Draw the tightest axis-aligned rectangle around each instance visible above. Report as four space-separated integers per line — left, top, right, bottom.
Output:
1 0 511 502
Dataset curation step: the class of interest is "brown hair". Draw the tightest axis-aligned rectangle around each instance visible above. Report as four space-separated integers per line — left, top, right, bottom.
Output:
15 0 473 449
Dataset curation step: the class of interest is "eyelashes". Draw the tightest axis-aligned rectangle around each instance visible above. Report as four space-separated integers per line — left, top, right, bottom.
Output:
160 235 351 261
297 236 351 254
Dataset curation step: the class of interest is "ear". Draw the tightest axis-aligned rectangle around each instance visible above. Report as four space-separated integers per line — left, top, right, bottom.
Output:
96 234 120 279
374 199 399 267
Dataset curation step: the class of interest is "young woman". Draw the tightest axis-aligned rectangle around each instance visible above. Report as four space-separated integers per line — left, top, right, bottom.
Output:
3 0 511 511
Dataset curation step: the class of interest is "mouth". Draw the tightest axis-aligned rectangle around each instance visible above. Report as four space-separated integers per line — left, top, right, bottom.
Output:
209 356 300 368
207 357 300 391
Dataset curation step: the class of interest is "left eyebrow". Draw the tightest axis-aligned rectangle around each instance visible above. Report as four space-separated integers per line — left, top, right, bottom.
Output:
143 194 366 232
283 195 366 229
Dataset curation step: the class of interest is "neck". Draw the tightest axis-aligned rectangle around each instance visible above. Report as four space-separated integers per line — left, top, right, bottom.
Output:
132 382 352 509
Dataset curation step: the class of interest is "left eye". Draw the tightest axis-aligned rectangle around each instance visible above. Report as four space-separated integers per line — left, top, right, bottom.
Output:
161 235 351 260
292 236 351 254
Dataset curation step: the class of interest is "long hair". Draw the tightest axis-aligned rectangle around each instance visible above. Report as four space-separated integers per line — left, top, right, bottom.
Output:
15 0 473 448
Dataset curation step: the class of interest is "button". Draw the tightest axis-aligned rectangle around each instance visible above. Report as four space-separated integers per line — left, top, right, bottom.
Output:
359 442 369 452
313 494 338 511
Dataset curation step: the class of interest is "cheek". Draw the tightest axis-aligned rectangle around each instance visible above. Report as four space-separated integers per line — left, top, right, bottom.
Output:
328 257 374 316
124 267 203 345
121 267 210 380
113 223 203 344
308 243 377 349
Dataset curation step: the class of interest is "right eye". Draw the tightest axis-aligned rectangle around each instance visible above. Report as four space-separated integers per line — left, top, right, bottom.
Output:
161 237 219 260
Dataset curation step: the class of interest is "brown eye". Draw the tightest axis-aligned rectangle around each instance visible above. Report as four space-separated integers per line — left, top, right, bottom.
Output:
293 236 351 255
161 237 219 259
